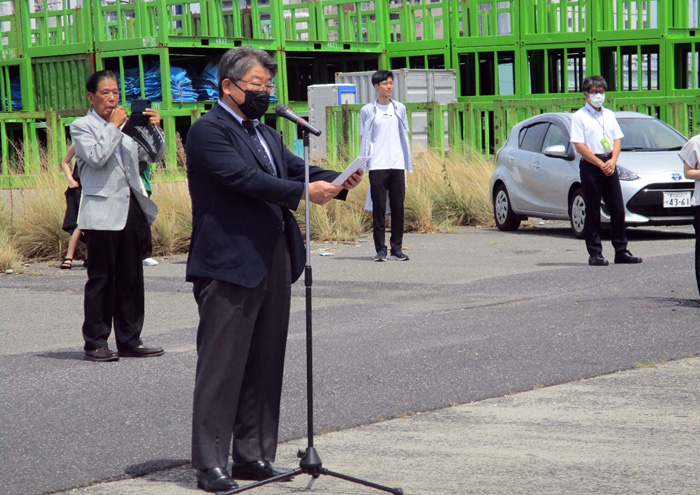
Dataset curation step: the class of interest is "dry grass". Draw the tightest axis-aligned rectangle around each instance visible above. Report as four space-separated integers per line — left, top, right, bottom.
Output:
409 145 495 230
12 173 70 261
297 145 495 240
2 145 495 263
0 201 22 272
150 180 192 256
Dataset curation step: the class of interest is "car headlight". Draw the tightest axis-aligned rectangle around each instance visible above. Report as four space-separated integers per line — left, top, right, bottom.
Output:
617 166 639 181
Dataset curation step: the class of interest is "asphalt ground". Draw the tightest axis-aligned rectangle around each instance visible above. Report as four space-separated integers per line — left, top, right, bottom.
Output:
1 221 699 495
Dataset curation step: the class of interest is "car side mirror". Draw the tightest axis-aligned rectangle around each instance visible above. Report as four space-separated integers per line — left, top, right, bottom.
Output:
543 144 574 160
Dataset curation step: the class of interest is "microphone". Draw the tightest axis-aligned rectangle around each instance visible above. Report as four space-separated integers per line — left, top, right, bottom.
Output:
275 104 322 136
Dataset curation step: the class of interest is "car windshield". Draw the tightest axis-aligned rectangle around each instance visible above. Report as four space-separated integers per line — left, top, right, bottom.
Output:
618 117 687 152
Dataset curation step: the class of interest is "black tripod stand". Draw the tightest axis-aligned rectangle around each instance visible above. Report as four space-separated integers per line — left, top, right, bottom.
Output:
222 127 402 495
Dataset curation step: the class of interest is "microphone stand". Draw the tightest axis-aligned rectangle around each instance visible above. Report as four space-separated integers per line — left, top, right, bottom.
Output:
222 130 402 495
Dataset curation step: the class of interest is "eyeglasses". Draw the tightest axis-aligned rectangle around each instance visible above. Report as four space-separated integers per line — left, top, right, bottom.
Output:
237 79 276 96
587 90 605 95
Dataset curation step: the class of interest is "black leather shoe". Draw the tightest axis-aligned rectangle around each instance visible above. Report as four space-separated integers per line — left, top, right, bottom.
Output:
588 254 609 266
614 250 643 264
118 344 164 358
84 347 119 362
196 467 238 492
230 460 293 482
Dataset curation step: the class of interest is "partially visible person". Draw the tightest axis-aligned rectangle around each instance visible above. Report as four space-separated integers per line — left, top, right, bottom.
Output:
59 143 82 269
680 132 700 296
120 104 163 268
359 69 412 262
185 47 362 493
570 75 642 266
140 160 158 267
70 69 165 362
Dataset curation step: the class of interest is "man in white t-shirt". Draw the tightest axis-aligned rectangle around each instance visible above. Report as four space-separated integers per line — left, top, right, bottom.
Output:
680 133 700 296
359 70 413 261
570 75 642 266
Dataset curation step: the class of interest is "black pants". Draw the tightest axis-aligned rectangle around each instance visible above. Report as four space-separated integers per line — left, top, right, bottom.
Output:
142 225 153 259
693 206 700 296
369 169 406 254
81 195 148 351
579 159 628 257
191 237 291 469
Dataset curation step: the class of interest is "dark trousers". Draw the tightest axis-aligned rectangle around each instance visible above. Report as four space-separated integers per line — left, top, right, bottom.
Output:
142 225 153 259
191 237 291 469
694 206 700 296
81 195 147 351
369 169 406 254
579 159 628 257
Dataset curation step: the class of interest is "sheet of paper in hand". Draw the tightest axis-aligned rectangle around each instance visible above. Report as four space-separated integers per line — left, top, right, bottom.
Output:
331 156 370 186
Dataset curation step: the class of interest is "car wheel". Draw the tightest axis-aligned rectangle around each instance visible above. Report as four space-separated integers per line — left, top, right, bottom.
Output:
569 187 586 239
493 184 521 231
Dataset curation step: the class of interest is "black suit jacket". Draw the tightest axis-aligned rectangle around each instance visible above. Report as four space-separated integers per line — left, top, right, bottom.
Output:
185 103 346 287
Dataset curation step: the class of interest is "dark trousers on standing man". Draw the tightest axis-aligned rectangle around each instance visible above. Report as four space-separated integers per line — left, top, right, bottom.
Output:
191 237 291 469
369 169 406 255
82 195 148 351
579 158 628 257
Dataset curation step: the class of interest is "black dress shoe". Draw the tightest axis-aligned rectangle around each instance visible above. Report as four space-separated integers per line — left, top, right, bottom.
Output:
588 254 609 266
196 467 238 492
614 250 643 264
230 460 293 481
85 347 119 362
118 344 164 358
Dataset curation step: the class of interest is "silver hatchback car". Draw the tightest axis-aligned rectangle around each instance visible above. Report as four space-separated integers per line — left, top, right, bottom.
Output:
489 111 693 237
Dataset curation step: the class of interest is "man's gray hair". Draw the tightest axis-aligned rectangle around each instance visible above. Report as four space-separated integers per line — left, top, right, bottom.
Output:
217 47 277 94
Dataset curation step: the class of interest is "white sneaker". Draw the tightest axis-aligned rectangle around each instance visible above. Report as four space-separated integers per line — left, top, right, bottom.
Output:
142 257 159 266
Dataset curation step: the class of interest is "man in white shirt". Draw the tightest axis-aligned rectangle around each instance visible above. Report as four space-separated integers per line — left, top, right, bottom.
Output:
570 75 642 266
359 70 413 262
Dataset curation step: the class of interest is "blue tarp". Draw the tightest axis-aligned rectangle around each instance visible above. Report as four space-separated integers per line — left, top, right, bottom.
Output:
121 62 197 103
189 61 219 101
120 61 277 104
187 62 278 102
8 74 22 110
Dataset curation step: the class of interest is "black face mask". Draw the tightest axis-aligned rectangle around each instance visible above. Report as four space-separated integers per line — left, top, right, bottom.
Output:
230 81 270 120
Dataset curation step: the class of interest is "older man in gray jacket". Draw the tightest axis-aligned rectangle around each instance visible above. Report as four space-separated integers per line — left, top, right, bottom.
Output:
71 70 164 362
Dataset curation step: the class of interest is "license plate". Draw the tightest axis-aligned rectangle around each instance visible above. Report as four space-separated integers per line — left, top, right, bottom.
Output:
663 191 692 208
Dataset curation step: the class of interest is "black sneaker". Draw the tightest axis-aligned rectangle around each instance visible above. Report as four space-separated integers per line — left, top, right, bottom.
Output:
374 251 387 262
388 251 409 261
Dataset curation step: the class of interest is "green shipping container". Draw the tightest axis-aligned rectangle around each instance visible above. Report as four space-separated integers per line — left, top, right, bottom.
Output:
32 54 92 112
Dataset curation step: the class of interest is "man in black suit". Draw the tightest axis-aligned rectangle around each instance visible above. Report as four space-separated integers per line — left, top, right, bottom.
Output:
185 47 363 493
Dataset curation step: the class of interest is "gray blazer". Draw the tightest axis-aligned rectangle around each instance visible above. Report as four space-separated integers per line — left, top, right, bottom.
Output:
70 111 163 231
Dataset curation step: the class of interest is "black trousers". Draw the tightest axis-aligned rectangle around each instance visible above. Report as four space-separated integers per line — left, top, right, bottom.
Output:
693 206 700 296
191 237 291 469
369 169 406 254
579 159 628 256
142 225 153 259
81 195 147 351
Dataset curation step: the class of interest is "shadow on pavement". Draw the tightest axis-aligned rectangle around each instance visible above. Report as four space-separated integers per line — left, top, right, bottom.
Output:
35 351 85 361
507 225 695 241
125 459 190 477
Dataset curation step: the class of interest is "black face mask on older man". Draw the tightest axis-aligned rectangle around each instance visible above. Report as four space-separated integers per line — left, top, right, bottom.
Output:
230 81 270 120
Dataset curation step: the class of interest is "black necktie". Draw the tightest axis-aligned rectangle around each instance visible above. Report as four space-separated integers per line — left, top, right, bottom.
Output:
241 120 276 176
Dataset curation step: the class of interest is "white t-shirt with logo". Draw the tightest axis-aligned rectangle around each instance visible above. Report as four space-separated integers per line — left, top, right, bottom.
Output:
368 103 405 171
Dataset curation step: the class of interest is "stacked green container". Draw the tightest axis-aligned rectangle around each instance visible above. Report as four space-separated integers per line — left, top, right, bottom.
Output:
1 0 95 183
1 0 699 181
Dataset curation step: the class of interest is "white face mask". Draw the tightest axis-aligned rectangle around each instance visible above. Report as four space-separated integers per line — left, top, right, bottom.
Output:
588 92 606 108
